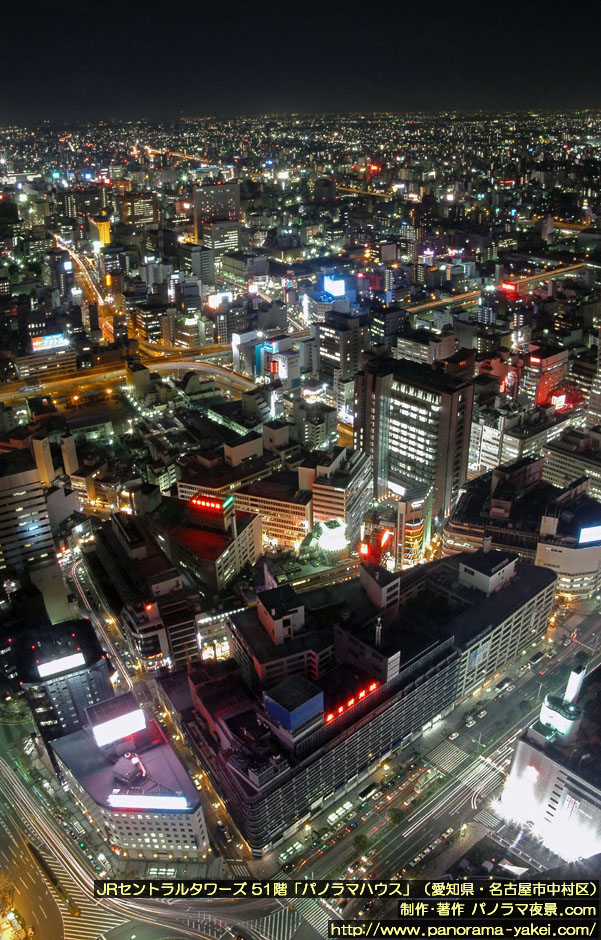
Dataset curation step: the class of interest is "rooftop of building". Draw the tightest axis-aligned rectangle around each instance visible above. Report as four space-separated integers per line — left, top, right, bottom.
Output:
0 448 36 477
397 328 448 345
265 674 323 712
230 605 332 666
96 518 173 599
522 665 601 794
12 618 107 685
327 552 554 661
450 462 601 542
178 451 280 490
50 718 200 813
151 497 258 562
363 353 472 393
300 446 345 471
238 470 312 506
258 585 302 619
461 548 518 577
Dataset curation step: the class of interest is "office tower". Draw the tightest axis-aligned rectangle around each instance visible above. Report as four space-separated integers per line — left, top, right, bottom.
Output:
0 451 55 573
313 178 337 203
150 495 261 595
60 434 79 476
119 192 158 226
178 242 216 284
369 306 407 349
587 328 601 427
55 190 76 220
395 329 456 365
89 216 111 246
113 313 128 344
13 618 113 742
94 513 204 670
317 311 370 381
87 302 100 333
43 247 74 301
193 181 240 240
522 345 568 407
293 399 338 451
354 353 474 517
99 245 127 279
543 427 601 501
199 220 240 257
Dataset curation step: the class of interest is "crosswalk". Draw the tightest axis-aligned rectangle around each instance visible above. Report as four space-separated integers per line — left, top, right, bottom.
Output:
230 861 252 877
179 912 232 939
427 741 469 774
293 897 334 936
250 901 303 940
475 808 502 830
33 843 126 940
250 897 332 940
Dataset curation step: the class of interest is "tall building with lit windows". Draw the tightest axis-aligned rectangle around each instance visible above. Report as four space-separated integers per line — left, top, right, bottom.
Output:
12 617 113 743
193 181 240 236
0 450 55 574
354 352 473 517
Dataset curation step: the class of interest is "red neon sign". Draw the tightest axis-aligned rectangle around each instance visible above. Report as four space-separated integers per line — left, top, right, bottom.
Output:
380 529 393 549
325 681 379 724
359 542 370 556
191 497 222 510
500 282 517 293
530 357 541 364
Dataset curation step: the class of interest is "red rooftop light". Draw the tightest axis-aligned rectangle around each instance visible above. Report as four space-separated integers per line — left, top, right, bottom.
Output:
326 680 379 725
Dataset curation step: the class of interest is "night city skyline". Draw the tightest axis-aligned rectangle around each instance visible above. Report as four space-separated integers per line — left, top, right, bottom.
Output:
3 7 601 940
4 0 601 120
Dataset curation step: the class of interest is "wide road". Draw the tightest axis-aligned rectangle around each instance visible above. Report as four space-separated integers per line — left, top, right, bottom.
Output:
0 722 64 939
0 349 255 405
404 262 587 314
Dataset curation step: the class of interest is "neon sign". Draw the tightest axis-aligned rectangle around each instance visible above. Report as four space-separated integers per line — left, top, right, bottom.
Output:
38 652 85 678
92 708 146 747
500 282 517 293
107 794 188 810
191 497 223 510
380 529 393 549
325 681 379 724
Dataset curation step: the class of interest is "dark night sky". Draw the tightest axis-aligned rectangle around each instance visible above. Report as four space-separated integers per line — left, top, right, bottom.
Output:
4 0 601 122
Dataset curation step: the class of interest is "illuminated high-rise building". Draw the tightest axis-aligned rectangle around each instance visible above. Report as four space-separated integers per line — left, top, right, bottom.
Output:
119 191 158 226
12 618 113 742
0 450 55 573
317 310 370 382
354 352 473 517
193 181 240 232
